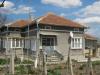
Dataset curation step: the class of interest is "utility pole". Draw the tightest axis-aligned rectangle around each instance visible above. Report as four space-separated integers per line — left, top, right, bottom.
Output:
67 46 74 75
67 31 74 75
87 48 94 75
34 18 47 75
67 45 74 75
9 48 15 75
1 8 15 75
34 20 40 70
5 25 15 75
38 48 47 75
40 48 47 75
5 25 9 74
26 8 32 75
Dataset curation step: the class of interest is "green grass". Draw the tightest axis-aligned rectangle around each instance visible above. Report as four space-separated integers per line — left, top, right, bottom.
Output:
48 68 61 75
15 65 38 74
15 65 27 74
92 61 100 65
22 60 34 64
0 58 8 65
0 58 34 65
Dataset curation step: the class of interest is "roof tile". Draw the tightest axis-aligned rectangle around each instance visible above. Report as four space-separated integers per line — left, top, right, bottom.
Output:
9 13 86 28
39 13 85 28
84 34 97 40
9 20 32 27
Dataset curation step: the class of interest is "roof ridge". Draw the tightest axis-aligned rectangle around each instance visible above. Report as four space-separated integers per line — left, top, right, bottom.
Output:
38 12 85 28
36 13 53 22
46 12 55 15
52 14 85 27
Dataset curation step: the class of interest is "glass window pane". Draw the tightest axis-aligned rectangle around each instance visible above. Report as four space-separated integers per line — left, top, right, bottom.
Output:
12 39 15 47
71 37 82 49
16 39 19 47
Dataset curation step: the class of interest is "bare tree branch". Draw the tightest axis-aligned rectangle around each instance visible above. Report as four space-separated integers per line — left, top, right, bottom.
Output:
0 0 6 7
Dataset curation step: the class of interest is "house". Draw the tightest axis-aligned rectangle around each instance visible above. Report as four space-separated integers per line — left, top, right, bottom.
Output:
84 34 98 58
0 13 87 62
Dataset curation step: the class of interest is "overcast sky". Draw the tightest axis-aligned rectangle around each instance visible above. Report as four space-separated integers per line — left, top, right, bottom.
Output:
0 0 100 37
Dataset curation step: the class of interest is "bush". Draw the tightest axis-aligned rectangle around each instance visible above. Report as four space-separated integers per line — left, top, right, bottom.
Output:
15 65 36 74
22 60 34 64
48 69 61 75
92 61 100 65
0 59 7 65
15 65 27 74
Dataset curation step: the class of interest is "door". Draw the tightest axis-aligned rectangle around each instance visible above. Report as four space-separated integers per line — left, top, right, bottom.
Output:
41 35 57 52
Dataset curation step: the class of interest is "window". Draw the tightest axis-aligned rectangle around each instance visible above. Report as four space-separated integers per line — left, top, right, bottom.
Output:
15 29 20 31
45 26 51 29
16 39 19 47
73 28 80 32
12 39 15 47
42 36 57 51
71 37 82 49
41 26 52 29
11 38 23 48
42 36 57 46
42 38 54 46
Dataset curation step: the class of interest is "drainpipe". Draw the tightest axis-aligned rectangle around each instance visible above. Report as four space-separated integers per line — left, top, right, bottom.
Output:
34 19 40 68
35 18 44 68
67 31 74 75
34 18 47 75
87 47 94 75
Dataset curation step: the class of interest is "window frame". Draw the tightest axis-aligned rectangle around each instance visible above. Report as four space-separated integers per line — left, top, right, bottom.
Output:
73 28 80 32
11 38 23 48
44 26 51 29
71 37 83 49
42 36 57 46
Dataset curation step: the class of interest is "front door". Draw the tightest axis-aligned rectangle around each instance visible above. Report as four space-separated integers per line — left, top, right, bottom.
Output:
41 35 57 52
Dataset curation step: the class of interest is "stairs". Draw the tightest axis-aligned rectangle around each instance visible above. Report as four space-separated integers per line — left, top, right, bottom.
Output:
23 49 63 64
46 50 63 64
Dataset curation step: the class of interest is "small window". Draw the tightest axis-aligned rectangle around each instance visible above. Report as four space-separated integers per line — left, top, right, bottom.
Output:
15 29 20 31
74 28 79 32
41 26 44 29
12 39 15 47
16 39 19 47
45 26 51 29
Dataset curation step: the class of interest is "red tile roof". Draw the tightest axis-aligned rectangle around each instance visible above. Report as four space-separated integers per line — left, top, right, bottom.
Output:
84 34 97 40
9 20 32 28
38 13 86 28
8 13 86 28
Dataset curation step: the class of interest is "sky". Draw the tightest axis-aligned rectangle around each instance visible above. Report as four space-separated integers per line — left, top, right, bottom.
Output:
0 0 100 37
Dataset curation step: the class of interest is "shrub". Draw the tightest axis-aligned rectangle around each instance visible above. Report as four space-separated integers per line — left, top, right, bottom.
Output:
0 58 7 65
92 61 100 65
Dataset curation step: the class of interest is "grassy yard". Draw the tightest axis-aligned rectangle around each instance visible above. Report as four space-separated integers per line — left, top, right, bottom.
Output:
1 58 100 75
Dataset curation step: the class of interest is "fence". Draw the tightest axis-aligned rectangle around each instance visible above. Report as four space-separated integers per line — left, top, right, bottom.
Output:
1 52 100 75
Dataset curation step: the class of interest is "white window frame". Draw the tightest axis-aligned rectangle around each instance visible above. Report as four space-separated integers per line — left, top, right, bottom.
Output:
71 37 83 49
11 38 23 48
